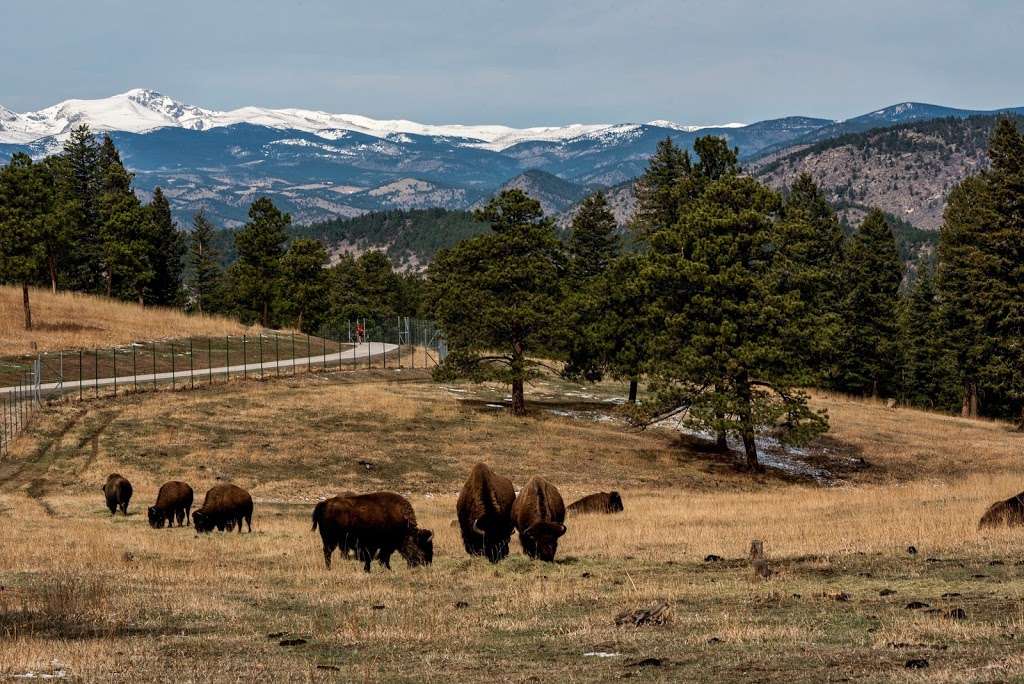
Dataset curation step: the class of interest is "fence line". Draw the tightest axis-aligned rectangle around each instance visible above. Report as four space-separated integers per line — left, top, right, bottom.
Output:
0 317 444 459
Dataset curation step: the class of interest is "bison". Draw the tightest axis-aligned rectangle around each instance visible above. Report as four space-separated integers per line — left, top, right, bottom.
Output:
979 491 1024 529
148 481 194 528
567 491 624 515
312 492 433 572
457 463 516 563
102 474 133 516
193 483 253 533
512 476 567 562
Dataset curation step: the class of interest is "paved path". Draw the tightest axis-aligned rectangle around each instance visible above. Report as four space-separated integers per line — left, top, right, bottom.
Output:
0 342 398 397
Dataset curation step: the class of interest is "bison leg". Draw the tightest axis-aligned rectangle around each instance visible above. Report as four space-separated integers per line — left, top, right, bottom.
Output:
359 547 374 573
119 501 128 516
323 539 336 569
245 512 252 533
378 550 393 570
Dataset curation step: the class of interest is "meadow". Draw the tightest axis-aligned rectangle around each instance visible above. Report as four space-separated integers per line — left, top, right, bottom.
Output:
1 370 1023 681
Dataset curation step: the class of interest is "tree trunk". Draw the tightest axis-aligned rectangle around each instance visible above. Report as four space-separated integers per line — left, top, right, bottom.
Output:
627 379 638 404
511 378 526 416
297 311 303 333
736 371 758 469
22 283 33 331
106 271 113 297
961 382 978 418
262 300 270 328
717 430 729 452
970 385 978 417
48 255 57 293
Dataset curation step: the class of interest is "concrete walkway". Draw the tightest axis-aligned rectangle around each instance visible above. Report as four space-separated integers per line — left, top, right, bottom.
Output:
0 342 398 397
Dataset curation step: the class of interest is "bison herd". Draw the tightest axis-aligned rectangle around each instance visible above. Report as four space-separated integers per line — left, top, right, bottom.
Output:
100 463 624 572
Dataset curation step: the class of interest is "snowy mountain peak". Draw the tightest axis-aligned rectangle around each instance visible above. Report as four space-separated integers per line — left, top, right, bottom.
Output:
0 89 751 150
647 119 746 132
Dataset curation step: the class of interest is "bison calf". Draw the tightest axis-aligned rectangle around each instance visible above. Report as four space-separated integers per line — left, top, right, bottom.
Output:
102 474 133 516
148 481 194 528
979 491 1024 529
312 492 433 573
512 476 567 562
193 483 253 534
567 491 624 515
457 463 516 563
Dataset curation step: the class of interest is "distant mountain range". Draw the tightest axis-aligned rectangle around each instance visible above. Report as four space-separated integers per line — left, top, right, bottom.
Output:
1 89 1022 229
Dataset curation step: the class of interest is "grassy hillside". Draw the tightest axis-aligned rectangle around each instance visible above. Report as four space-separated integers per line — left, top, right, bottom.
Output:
0 287 249 356
2 370 1024 680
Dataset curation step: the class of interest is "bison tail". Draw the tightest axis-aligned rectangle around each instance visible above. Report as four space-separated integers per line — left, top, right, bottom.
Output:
312 500 326 531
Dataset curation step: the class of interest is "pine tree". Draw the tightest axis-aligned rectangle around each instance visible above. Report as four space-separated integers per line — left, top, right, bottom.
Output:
56 124 102 291
631 137 691 237
279 238 329 332
776 173 846 381
835 209 903 397
642 152 827 468
227 197 291 326
567 192 620 283
937 175 994 416
428 189 566 416
188 210 224 315
898 265 957 409
0 154 52 329
95 135 152 300
145 187 186 306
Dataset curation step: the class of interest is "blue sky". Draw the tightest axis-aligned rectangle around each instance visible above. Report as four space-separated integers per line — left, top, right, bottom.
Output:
2 0 1021 125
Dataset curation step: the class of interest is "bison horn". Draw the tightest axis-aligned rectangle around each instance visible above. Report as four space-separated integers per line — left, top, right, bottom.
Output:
554 523 567 537
472 517 486 536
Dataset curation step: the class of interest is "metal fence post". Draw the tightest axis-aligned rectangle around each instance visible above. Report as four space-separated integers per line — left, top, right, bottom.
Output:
259 334 264 379
208 338 213 385
275 334 280 377
152 342 157 391
94 349 99 398
322 332 327 371
306 333 311 373
112 347 117 397
171 341 176 390
242 335 247 380
190 338 195 389
79 349 83 400
291 332 296 376
225 336 230 383
132 344 137 391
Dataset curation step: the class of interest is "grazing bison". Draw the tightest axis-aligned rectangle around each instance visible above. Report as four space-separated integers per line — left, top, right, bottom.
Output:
102 474 133 516
979 491 1024 529
148 481 194 528
457 463 516 563
512 476 567 562
567 491 624 515
312 492 433 572
193 484 253 533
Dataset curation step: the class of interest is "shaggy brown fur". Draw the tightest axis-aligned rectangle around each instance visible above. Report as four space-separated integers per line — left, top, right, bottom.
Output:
148 481 194 528
193 484 253 533
312 492 433 572
567 491 624 515
456 463 516 563
512 476 567 562
979 492 1024 529
102 474 132 516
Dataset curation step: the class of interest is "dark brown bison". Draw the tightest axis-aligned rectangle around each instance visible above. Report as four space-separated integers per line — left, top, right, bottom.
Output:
979 491 1024 529
102 474 133 516
457 463 516 563
512 476 567 562
567 491 624 515
148 481 194 528
312 492 433 572
193 484 253 533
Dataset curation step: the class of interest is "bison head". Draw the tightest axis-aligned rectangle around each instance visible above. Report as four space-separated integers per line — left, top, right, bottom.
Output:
192 510 215 533
472 513 513 563
522 522 567 562
608 491 624 513
148 506 165 529
400 528 434 567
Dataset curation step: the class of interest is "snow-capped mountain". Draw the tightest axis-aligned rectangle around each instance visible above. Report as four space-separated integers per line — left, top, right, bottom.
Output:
0 88 729 151
1 89 1021 229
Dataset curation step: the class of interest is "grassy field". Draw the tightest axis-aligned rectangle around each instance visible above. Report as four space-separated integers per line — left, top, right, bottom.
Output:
2 371 1024 681
0 286 250 356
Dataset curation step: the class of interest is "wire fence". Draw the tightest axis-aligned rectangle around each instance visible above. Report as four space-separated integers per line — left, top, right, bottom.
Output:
0 317 445 459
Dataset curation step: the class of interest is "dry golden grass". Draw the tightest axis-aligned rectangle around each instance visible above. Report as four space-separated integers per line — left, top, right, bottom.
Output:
0 286 250 355
2 373 1024 681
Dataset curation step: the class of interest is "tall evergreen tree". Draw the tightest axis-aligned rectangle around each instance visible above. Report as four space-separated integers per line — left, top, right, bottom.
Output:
279 238 329 333
187 210 224 315
631 137 691 237
898 265 958 409
835 209 903 397
642 162 827 468
145 187 186 306
56 124 102 291
228 197 291 326
776 173 846 381
95 135 151 300
428 189 566 415
0 154 53 329
567 192 620 283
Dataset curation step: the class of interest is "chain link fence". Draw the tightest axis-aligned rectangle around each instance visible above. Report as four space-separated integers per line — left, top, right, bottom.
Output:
0 317 445 459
